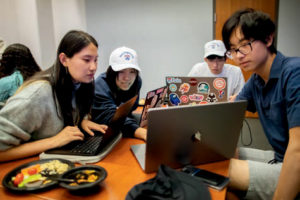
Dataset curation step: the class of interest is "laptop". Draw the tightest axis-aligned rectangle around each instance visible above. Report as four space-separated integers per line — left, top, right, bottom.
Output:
139 86 167 128
166 76 228 106
131 100 247 173
45 95 138 156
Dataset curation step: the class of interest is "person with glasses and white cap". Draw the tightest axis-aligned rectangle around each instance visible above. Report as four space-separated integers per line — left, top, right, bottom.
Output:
92 46 147 141
188 40 245 99
222 8 300 200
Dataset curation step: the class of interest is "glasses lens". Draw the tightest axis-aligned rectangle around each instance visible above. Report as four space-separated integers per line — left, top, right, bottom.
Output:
239 43 251 54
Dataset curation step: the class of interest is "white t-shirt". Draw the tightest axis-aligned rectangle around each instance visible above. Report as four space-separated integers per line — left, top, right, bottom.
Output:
188 62 245 97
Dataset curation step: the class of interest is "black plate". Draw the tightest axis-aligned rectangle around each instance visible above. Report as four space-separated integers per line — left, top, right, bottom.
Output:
59 165 107 191
2 158 75 193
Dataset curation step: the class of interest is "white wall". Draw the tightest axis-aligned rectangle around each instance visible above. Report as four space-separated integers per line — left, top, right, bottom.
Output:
85 0 213 98
0 0 41 65
277 0 300 57
0 0 86 69
51 0 87 48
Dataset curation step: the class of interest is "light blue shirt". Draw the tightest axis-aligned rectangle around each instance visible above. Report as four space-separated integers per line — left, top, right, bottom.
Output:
0 70 23 102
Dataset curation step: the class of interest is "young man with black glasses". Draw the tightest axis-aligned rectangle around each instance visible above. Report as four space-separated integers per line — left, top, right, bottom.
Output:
223 8 300 200
188 40 245 99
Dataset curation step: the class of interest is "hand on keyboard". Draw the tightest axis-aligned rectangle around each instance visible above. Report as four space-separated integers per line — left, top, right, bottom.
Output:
81 119 108 136
52 126 85 148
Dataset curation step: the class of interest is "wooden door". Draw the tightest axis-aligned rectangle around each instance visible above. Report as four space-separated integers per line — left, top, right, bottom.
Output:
214 0 278 118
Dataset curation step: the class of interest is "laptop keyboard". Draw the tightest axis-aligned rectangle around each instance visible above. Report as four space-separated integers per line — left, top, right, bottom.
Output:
70 135 103 155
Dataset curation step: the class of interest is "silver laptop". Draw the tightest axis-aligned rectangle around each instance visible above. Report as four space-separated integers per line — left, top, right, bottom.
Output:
131 100 247 173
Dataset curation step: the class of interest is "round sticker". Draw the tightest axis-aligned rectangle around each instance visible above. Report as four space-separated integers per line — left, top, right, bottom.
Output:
198 82 209 94
180 95 189 103
169 84 177 92
213 78 226 90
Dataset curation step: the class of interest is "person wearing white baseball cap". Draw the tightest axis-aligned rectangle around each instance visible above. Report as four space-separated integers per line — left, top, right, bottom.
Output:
188 40 245 99
92 46 147 141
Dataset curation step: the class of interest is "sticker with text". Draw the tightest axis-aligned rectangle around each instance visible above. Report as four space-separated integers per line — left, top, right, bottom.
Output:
213 78 226 90
166 77 182 84
189 94 204 101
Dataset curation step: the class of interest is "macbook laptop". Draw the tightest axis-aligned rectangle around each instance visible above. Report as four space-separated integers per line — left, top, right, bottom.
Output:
131 100 247 173
45 95 138 156
139 86 167 128
166 76 228 106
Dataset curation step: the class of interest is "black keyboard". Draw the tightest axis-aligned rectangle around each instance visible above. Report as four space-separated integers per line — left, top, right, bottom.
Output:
45 130 115 156
70 135 103 155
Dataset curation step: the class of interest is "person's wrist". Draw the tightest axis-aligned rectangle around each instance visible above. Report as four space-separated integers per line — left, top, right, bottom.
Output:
44 136 59 149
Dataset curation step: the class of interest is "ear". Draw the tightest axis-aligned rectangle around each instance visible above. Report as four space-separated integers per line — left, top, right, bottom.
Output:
59 53 68 67
265 34 274 47
204 58 208 62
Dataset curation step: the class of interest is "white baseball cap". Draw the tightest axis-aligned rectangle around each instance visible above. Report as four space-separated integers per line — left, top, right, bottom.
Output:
204 40 226 58
109 46 141 72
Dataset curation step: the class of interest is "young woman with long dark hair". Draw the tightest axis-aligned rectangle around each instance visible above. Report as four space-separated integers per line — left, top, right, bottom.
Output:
0 30 107 162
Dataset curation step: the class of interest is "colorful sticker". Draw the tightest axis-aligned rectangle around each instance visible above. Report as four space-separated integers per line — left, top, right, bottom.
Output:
166 77 182 84
213 78 226 90
189 78 198 86
169 84 177 92
179 83 190 94
190 102 198 106
169 93 181 106
189 94 204 101
147 91 156 99
218 90 225 98
197 82 210 94
199 101 208 105
180 95 189 103
206 93 217 103
156 87 165 94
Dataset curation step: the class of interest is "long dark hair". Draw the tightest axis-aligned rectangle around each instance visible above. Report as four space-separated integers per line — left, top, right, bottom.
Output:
0 43 41 79
105 66 140 99
222 8 277 54
24 30 98 126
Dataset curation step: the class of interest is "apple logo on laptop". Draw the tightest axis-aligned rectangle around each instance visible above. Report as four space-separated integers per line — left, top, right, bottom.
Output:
192 131 202 142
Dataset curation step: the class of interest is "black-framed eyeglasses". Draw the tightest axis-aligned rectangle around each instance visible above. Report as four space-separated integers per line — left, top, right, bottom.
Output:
226 40 256 59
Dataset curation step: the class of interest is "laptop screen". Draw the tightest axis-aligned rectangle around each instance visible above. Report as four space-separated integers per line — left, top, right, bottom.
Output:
166 76 228 106
140 86 167 128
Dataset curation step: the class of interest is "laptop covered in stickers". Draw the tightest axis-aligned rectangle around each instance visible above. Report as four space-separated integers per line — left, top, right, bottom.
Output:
165 76 228 106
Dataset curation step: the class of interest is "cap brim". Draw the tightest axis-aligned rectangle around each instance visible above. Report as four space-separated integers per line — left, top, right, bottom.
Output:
111 64 141 72
204 51 226 58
